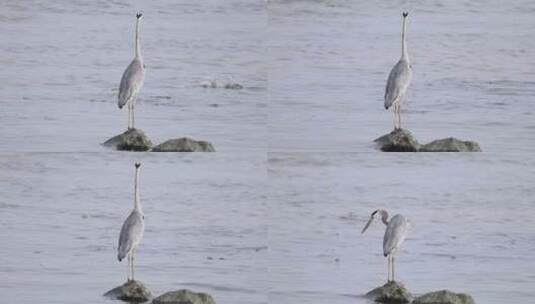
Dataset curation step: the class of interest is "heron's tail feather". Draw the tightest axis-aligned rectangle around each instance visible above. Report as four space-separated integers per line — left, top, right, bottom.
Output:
384 100 393 110
118 251 126 262
118 97 127 109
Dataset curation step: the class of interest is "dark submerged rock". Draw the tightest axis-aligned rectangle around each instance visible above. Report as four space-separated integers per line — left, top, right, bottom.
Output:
103 128 152 151
374 129 420 152
413 290 475 304
152 289 216 304
420 137 482 152
365 281 412 304
200 80 243 90
223 82 243 90
104 280 152 302
151 138 215 152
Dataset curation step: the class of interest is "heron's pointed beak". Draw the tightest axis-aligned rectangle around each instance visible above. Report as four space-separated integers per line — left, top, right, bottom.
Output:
361 217 374 234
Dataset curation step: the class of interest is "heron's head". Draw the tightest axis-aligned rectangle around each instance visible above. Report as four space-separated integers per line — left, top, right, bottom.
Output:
402 11 409 18
136 12 143 20
135 162 141 169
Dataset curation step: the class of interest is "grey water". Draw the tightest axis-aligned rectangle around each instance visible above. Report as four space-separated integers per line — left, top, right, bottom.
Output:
0 0 266 152
268 153 535 304
0 153 267 304
1 0 534 304
268 0 535 153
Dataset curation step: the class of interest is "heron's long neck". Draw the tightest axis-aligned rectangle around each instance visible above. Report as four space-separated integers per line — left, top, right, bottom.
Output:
401 17 409 62
135 18 142 59
134 169 142 213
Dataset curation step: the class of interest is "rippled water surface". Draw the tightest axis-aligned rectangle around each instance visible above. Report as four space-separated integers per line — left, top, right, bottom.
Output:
1 1 534 304
0 153 267 304
268 0 535 152
0 0 266 152
268 153 535 304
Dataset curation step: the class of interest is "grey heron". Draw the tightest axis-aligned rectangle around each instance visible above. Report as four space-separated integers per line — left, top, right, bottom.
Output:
118 162 145 282
362 209 408 282
118 13 146 130
384 12 412 130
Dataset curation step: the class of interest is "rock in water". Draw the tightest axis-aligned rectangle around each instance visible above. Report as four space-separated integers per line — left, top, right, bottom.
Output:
152 289 216 304
374 129 420 152
223 82 243 90
104 280 152 302
413 290 475 304
365 281 412 303
420 137 481 152
151 138 215 152
103 128 152 151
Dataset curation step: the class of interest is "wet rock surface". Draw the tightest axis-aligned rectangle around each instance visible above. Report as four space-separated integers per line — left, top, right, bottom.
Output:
104 280 152 302
151 138 215 152
412 290 475 304
103 128 152 151
374 129 481 152
152 289 216 304
420 137 481 152
365 281 412 303
374 129 420 152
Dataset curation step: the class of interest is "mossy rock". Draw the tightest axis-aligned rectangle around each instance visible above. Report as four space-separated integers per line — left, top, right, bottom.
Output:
152 289 216 304
413 290 475 304
104 280 152 302
365 281 412 303
151 138 215 152
420 137 481 152
374 129 420 152
103 128 152 151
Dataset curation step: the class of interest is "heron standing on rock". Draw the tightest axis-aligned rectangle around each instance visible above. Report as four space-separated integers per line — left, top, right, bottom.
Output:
384 12 412 130
118 162 145 281
118 13 146 130
362 209 409 282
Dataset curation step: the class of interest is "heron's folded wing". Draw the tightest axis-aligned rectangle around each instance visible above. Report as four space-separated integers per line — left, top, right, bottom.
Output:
384 61 411 108
118 60 145 107
383 215 408 256
118 212 144 259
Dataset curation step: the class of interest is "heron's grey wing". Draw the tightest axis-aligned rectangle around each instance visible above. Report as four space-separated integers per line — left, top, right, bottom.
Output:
383 215 408 257
117 211 144 261
384 60 412 109
118 59 145 108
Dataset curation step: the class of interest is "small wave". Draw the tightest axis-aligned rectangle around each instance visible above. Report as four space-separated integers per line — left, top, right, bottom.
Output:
0 202 20 209
181 282 259 295
200 78 244 90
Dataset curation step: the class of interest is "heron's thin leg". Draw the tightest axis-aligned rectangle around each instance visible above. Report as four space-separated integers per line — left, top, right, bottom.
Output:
392 255 396 282
132 249 135 281
127 103 130 130
394 104 397 130
126 253 131 281
397 103 401 130
387 255 390 282
393 104 397 130
395 102 401 129
132 99 136 130
127 102 132 130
